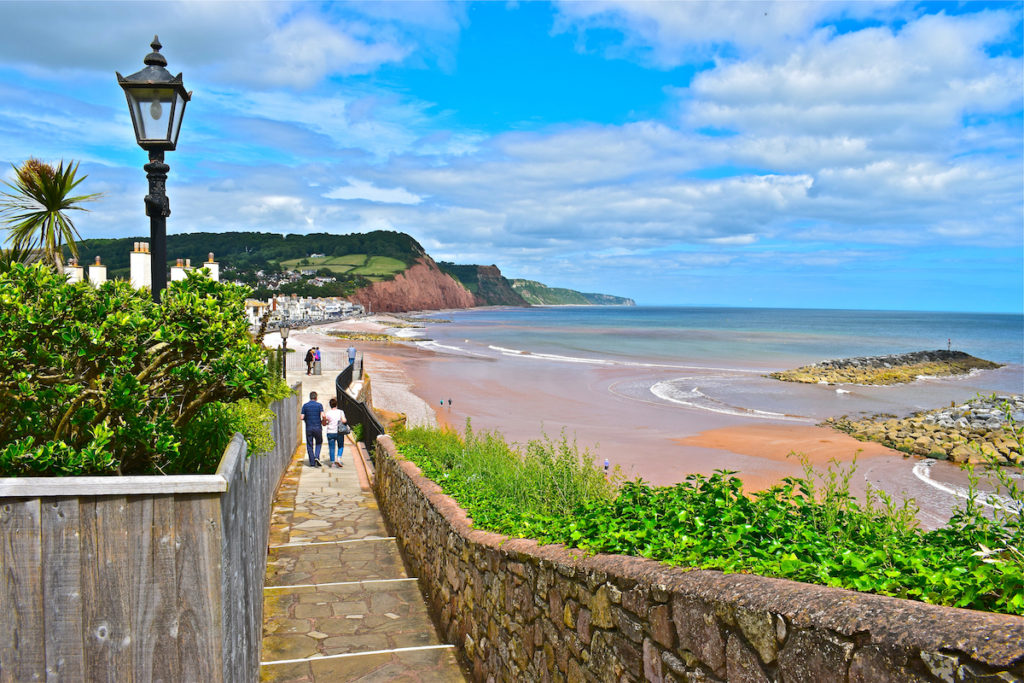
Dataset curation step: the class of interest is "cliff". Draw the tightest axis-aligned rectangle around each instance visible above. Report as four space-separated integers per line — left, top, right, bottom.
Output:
349 257 475 313
511 279 636 306
437 263 528 307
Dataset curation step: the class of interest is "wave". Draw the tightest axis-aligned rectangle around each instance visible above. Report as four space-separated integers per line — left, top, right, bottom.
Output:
650 381 813 422
391 327 424 338
485 345 764 373
415 340 492 358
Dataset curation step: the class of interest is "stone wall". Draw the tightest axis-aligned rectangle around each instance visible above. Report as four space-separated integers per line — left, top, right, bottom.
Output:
373 436 1024 682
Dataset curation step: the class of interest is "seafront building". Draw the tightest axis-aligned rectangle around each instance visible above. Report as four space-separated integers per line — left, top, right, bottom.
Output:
247 293 363 330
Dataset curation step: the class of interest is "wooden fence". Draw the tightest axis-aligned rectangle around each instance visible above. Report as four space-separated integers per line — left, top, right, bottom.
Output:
0 387 300 683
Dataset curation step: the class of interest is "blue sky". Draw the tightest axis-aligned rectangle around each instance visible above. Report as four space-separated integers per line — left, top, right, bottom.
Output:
0 1 1021 312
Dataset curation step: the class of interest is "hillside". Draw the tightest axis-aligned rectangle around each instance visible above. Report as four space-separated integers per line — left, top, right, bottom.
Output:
72 231 633 311
437 263 528 307
511 279 635 306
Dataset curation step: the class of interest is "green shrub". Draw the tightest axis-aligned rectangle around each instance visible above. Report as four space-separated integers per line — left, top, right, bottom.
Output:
394 421 618 534
394 424 1024 615
0 263 274 476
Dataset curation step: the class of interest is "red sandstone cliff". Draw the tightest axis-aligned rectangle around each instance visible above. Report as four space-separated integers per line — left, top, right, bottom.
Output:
349 257 476 313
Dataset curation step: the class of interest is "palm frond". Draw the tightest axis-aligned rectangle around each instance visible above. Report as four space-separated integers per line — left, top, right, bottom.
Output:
0 158 102 268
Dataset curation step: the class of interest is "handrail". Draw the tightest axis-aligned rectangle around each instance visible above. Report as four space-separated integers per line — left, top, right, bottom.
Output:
335 368 386 461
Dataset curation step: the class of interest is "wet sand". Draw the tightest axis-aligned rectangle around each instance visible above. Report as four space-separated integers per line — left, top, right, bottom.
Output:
276 317 994 529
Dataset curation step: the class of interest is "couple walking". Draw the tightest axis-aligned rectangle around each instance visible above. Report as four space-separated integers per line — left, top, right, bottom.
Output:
300 391 348 468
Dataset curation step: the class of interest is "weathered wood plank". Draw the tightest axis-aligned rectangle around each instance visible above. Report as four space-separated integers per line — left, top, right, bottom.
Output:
175 494 222 682
41 498 84 682
129 496 179 682
80 497 132 682
0 499 44 682
219 438 246 683
0 475 227 498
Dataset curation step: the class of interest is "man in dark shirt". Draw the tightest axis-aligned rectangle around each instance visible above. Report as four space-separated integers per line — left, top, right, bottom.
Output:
300 391 325 467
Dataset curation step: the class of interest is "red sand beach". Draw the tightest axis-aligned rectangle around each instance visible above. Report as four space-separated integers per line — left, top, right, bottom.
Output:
279 318 987 529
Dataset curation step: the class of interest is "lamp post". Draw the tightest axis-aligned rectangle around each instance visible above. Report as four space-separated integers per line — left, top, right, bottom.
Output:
117 36 191 301
280 327 290 379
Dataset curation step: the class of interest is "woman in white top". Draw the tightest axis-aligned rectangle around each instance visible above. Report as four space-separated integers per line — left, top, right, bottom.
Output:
325 397 347 467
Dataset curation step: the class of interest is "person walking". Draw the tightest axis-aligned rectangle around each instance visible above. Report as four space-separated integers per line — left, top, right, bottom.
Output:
324 397 347 468
347 345 356 366
300 391 325 467
304 348 314 375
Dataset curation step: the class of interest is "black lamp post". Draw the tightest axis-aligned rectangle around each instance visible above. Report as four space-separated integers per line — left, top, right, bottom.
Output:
117 36 191 301
280 327 290 379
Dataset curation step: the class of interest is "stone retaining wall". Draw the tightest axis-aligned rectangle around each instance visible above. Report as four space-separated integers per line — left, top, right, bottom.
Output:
373 436 1024 682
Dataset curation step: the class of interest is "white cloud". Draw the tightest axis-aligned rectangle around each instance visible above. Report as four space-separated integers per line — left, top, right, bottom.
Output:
553 0 892 66
323 178 424 205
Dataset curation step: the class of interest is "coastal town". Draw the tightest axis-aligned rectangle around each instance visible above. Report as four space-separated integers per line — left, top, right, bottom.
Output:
1 5 1022 682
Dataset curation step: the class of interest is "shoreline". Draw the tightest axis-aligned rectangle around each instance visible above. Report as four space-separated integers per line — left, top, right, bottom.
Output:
272 314 1013 529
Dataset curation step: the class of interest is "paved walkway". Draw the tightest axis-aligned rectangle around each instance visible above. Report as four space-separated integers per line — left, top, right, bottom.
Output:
259 372 466 682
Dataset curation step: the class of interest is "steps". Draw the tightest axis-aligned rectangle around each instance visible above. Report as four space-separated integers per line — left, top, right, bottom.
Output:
259 440 466 681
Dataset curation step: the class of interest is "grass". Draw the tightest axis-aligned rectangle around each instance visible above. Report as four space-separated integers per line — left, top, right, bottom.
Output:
350 256 406 279
393 417 1024 615
280 254 371 274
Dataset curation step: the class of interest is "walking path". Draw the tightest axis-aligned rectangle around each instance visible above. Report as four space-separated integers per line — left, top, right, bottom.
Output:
259 372 466 682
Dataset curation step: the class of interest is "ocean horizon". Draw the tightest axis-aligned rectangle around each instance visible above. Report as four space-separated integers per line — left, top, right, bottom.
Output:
411 305 1023 425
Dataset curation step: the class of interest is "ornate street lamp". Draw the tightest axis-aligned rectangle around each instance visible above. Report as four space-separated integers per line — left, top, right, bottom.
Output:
117 36 191 301
280 327 290 379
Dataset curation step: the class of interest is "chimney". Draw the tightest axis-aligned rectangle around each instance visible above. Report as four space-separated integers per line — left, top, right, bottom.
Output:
130 241 152 290
203 251 220 281
170 257 187 282
88 256 106 285
66 258 84 284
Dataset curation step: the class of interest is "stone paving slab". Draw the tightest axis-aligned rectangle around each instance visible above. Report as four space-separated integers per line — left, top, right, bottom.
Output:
266 539 407 586
262 370 467 681
263 581 441 658
260 645 464 683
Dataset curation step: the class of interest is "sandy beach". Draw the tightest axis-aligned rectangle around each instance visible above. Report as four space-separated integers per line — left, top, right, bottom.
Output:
272 314 1007 530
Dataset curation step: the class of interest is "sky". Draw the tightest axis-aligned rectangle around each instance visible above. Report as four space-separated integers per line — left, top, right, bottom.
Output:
0 1 1021 312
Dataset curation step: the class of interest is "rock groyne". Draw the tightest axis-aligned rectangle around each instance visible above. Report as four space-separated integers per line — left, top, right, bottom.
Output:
824 394 1023 465
769 350 1002 385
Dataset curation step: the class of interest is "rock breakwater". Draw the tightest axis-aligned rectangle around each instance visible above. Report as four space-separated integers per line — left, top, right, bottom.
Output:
770 350 1002 385
824 394 1023 465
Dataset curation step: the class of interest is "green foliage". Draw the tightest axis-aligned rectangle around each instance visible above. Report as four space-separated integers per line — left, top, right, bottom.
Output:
177 399 278 473
0 263 274 476
394 421 618 534
394 425 1024 615
0 159 102 271
74 230 426 278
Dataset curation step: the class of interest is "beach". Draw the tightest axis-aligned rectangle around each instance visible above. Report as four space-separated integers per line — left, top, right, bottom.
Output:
273 309 1022 530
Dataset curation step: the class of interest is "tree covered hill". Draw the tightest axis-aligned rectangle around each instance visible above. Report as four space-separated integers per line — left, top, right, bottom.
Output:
72 230 633 307
511 279 635 306
74 230 426 279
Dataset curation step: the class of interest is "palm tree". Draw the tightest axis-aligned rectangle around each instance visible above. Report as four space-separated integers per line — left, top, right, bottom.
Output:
0 159 102 272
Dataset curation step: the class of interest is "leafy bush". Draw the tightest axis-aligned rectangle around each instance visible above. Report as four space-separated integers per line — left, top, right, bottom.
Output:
394 421 618 533
394 425 1024 615
0 263 274 475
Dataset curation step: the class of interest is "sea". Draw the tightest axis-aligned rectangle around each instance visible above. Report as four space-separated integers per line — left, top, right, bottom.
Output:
409 306 1024 424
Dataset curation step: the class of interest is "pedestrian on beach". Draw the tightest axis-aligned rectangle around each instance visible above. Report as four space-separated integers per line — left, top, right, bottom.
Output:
347 345 356 366
300 391 325 467
314 347 321 362
304 348 314 375
325 397 347 468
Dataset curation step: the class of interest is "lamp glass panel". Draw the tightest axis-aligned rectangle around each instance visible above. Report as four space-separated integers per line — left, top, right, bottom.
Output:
127 86 175 142
169 91 186 146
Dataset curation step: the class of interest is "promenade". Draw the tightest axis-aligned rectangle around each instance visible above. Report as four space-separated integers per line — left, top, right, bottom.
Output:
259 370 466 682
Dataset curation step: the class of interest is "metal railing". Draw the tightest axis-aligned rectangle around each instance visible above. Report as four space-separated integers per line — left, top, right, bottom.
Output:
335 367 385 462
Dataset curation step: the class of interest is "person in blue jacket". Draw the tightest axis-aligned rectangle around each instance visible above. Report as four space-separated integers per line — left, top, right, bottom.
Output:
300 391 325 467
